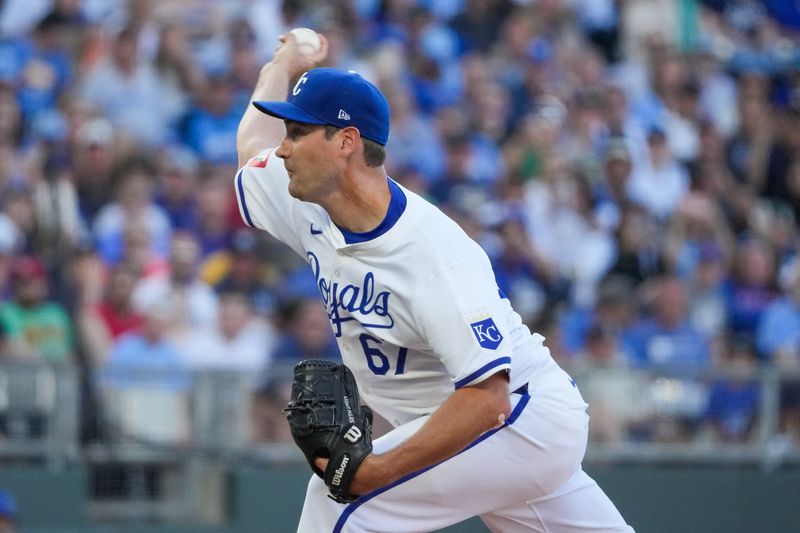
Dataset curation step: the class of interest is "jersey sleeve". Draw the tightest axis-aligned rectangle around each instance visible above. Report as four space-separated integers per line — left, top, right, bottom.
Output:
413 263 512 389
234 148 304 256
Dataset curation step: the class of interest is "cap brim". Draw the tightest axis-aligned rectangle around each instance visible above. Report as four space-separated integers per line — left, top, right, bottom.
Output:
252 101 327 125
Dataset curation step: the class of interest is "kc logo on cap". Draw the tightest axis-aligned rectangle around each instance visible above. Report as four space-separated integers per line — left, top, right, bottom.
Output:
292 73 309 96
253 68 391 146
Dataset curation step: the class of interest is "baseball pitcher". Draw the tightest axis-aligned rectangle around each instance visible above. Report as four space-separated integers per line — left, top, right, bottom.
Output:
235 30 634 533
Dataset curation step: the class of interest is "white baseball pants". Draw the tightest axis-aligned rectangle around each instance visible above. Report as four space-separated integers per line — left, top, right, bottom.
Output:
297 362 634 533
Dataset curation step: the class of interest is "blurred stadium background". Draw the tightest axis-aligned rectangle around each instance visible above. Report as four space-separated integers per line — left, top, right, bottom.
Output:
0 0 799 531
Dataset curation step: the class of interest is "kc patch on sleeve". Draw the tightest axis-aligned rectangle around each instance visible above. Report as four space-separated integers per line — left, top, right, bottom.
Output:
470 318 503 350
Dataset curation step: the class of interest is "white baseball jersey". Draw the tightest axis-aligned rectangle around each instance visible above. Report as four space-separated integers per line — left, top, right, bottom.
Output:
235 148 634 532
235 147 547 427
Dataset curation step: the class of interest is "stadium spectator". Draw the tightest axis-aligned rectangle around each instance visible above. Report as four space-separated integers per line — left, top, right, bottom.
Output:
724 74 775 194
627 126 690 219
0 255 74 363
78 264 144 367
15 13 73 122
723 237 777 337
383 84 445 183
573 0 621 63
687 241 730 348
132 231 219 339
600 86 648 163
561 87 607 168
622 275 711 367
78 25 174 146
180 71 241 166
429 132 486 208
155 145 200 231
702 334 760 443
3 191 36 255
70 117 117 224
269 297 339 367
757 259 800 366
491 214 552 325
116 221 169 280
450 0 510 53
560 275 637 357
153 22 205 126
194 171 234 258
99 300 189 392
180 291 275 381
593 139 634 232
92 157 172 265
664 192 734 279
31 153 83 264
573 323 652 443
686 120 752 235
523 156 616 306
606 204 666 287
204 228 279 317
98 300 191 446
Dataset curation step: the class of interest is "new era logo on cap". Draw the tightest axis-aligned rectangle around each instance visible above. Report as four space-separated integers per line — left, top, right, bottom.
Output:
252 68 390 145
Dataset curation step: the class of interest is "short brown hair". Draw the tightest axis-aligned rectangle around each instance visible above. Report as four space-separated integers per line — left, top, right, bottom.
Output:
324 125 386 167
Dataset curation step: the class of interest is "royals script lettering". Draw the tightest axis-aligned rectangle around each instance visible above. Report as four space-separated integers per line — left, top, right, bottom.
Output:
308 252 394 336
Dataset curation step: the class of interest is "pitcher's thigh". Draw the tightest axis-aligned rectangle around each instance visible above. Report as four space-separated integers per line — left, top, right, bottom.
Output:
298 438 526 533
481 469 634 533
299 425 584 531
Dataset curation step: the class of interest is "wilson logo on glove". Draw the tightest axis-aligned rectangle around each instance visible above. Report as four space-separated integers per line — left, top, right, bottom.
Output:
331 456 350 486
344 425 362 443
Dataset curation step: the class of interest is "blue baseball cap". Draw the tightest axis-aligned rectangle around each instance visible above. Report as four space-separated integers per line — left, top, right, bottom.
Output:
253 68 390 146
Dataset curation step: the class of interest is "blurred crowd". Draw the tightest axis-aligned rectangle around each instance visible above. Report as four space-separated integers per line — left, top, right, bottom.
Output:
0 0 800 451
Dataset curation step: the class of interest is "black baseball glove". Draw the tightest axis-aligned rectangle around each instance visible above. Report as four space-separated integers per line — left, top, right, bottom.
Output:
284 359 373 503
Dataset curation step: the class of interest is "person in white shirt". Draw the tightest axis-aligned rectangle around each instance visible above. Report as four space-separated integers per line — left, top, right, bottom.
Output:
132 231 218 336
234 30 633 533
180 291 275 382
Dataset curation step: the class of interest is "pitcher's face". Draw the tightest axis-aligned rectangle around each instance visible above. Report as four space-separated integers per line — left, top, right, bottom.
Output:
276 121 341 203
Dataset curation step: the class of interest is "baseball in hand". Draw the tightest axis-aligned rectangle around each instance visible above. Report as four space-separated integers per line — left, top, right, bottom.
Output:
289 28 322 55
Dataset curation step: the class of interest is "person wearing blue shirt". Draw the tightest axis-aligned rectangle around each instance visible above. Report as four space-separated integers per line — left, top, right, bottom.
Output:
722 238 777 337
703 335 760 443
100 302 190 391
17 14 72 121
181 73 243 165
757 266 800 365
622 275 710 367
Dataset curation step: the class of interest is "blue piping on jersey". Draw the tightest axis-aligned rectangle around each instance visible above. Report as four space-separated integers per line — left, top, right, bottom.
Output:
235 169 254 228
498 288 508 300
337 178 406 244
332 390 531 533
453 356 511 389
